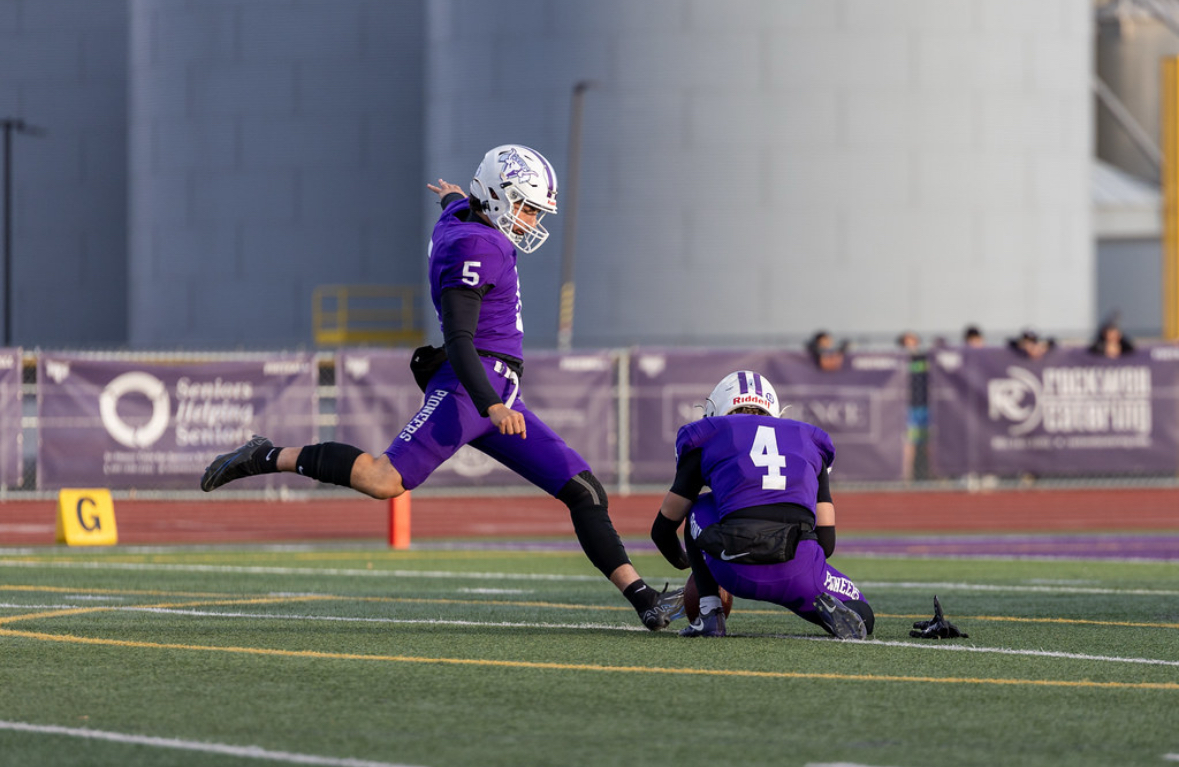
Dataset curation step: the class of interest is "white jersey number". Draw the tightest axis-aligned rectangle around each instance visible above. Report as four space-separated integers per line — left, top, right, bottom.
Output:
750 425 787 490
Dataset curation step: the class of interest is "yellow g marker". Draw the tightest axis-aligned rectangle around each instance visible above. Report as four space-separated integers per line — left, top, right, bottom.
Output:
55 489 118 546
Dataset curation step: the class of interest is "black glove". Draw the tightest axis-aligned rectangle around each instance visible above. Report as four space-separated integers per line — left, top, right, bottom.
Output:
910 595 969 639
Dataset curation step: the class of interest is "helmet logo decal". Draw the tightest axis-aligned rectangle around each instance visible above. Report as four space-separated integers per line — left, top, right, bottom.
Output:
737 371 774 404
500 148 537 185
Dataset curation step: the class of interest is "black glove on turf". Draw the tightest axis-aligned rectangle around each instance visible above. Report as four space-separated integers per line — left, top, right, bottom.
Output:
910 595 969 639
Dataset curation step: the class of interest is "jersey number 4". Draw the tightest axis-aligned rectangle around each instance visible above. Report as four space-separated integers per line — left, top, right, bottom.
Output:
750 425 787 490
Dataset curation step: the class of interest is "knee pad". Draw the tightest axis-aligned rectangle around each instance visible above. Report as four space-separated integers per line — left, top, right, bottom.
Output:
557 471 628 576
557 470 607 511
295 442 364 487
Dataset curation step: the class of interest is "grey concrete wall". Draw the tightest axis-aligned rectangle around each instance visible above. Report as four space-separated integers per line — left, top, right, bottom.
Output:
127 0 426 347
428 0 1095 349
1097 237 1161 338
0 0 128 347
1 0 1102 350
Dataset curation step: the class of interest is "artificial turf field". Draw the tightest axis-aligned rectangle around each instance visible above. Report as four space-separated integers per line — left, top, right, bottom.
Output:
1 542 1176 767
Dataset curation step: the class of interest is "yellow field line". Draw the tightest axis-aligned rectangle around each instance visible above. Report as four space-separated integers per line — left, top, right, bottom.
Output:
2 626 1175 691
0 607 111 625
872 613 1179 630
0 595 343 626
968 614 1179 630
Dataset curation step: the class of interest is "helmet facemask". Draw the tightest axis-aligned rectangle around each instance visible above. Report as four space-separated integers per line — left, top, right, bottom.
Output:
492 188 551 254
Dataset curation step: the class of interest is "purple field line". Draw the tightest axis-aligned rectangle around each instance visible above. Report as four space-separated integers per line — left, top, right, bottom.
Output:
413 534 1179 561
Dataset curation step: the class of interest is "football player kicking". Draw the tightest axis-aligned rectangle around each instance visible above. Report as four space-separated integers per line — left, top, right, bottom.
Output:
201 145 684 631
650 370 874 639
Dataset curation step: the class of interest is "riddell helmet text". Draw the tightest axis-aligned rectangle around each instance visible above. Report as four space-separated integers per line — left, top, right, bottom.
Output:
733 394 772 407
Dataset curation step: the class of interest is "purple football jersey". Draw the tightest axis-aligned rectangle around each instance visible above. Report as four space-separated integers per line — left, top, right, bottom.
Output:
428 198 524 360
675 415 835 519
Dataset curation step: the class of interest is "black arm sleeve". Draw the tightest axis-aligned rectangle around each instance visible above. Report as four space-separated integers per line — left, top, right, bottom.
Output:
440 191 466 208
817 461 833 504
440 287 502 416
669 448 706 501
650 512 690 570
816 459 834 556
816 526 836 558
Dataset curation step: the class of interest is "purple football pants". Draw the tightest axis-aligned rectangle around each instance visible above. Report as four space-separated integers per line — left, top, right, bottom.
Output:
689 494 868 623
385 358 591 495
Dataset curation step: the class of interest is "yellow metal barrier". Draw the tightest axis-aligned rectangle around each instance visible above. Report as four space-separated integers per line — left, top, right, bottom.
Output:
313 284 424 347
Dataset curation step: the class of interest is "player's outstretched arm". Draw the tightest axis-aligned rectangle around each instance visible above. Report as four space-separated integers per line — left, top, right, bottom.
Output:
427 178 466 200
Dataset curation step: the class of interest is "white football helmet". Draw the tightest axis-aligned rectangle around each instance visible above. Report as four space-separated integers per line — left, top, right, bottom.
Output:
704 370 780 417
469 144 558 253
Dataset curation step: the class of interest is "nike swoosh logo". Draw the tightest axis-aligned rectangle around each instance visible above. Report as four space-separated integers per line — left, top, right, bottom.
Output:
719 550 750 561
266 449 277 461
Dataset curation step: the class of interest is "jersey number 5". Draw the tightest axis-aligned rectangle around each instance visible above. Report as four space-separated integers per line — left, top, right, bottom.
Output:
750 425 787 490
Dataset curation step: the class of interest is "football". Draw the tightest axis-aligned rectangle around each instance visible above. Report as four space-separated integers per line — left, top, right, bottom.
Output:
683 572 733 620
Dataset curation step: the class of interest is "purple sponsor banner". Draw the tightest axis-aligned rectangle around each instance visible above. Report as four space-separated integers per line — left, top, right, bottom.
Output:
0 348 22 488
335 349 617 488
928 345 1179 478
334 349 418 454
37 354 318 490
628 348 909 484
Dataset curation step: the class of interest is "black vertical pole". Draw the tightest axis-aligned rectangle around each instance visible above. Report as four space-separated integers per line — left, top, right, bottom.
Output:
1 118 45 347
557 81 596 353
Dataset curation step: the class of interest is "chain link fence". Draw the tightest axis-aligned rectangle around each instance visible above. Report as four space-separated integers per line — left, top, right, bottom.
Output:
5 343 1179 499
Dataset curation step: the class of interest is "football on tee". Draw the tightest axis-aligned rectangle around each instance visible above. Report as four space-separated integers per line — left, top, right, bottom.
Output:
683 572 733 621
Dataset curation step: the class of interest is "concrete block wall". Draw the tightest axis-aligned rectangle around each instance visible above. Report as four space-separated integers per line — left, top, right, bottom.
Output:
0 0 128 346
427 0 1093 348
1 0 1099 350
127 0 426 347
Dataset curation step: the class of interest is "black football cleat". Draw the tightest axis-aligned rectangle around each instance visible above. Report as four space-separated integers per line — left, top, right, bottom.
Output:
200 435 273 492
640 584 686 631
814 593 868 640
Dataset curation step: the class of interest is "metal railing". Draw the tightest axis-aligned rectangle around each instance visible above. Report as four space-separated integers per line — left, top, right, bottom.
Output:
312 284 424 348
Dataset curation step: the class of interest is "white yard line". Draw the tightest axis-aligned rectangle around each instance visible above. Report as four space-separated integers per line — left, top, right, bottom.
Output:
0 720 426 767
127 606 646 632
7 599 1174 666
131 607 1179 665
791 635 1179 667
860 580 1179 597
6 559 1179 597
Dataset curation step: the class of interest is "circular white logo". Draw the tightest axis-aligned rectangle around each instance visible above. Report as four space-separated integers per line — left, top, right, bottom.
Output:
447 445 497 477
99 371 171 448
